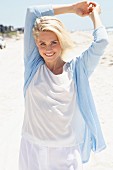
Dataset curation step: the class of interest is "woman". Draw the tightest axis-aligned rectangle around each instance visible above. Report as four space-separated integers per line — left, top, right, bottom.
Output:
19 1 108 170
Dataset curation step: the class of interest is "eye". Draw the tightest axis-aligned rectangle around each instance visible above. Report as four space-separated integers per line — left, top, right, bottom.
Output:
51 41 58 46
39 42 46 47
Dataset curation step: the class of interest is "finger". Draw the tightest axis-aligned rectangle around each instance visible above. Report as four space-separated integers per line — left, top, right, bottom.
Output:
88 2 97 7
88 6 95 13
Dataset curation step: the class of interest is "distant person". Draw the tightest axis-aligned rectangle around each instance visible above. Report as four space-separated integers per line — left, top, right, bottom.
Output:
19 1 108 170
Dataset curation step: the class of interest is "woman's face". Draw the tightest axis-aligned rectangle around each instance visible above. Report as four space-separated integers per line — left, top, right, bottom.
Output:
36 31 62 64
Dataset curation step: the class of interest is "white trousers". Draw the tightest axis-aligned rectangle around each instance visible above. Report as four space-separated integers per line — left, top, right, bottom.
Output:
19 137 83 170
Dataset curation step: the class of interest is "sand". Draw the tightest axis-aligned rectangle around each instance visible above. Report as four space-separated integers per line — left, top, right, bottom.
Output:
0 31 113 170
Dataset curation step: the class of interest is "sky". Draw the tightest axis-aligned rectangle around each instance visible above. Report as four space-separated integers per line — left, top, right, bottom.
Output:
0 0 113 31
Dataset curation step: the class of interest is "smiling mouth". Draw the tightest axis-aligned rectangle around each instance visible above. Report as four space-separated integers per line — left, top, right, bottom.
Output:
45 53 55 57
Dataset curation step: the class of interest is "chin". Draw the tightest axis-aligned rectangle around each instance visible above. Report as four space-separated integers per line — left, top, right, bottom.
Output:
44 56 59 61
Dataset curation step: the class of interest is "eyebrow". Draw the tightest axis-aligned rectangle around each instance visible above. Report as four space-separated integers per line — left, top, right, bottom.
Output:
38 40 58 43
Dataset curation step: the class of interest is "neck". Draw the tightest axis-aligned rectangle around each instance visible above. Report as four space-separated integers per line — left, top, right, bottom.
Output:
45 59 66 74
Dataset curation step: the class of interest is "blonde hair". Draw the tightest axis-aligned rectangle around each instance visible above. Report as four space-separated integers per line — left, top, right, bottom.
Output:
33 16 75 61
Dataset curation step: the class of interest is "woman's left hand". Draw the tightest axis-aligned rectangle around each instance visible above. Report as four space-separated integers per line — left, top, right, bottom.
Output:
72 1 96 17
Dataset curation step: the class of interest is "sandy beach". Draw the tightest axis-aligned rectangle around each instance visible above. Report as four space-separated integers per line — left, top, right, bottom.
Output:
0 31 113 170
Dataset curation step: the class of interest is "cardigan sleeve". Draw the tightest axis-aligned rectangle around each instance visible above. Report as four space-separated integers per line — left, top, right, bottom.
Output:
24 5 54 96
24 5 54 65
80 26 109 77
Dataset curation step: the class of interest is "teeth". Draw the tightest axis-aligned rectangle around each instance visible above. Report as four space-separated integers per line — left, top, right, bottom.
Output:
45 53 54 56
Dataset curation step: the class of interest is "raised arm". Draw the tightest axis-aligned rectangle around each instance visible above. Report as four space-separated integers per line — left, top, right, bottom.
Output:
24 5 54 95
80 4 109 77
53 1 96 16
24 5 54 62
89 3 102 29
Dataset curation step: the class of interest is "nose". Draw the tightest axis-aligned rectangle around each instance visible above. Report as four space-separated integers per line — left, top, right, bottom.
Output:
46 44 52 51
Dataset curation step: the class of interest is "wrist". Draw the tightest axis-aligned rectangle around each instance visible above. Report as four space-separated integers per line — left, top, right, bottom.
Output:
71 3 78 14
89 10 98 20
62 4 74 13
89 10 102 29
53 4 73 15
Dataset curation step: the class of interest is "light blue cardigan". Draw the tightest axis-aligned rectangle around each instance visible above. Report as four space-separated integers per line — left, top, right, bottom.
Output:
23 5 109 163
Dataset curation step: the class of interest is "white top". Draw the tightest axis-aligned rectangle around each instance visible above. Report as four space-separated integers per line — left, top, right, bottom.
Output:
22 63 79 147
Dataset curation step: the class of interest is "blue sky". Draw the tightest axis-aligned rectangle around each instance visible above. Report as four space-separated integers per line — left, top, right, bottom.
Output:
0 0 113 31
